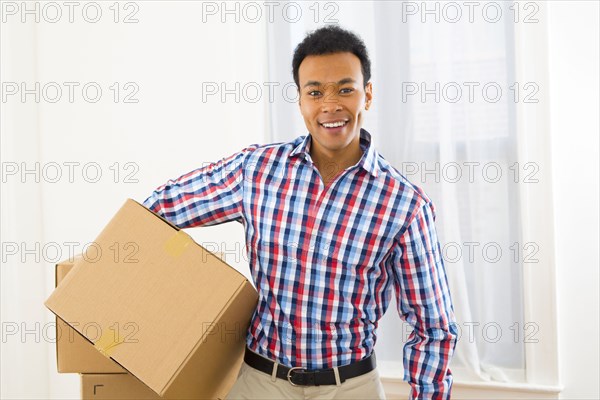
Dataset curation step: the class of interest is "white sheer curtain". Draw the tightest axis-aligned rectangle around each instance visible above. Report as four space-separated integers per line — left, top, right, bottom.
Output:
265 0 525 383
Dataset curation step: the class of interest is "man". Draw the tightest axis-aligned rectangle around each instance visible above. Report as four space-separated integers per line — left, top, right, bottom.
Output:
143 25 458 400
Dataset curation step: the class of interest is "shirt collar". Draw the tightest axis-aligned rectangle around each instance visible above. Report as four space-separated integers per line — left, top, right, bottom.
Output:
289 128 380 178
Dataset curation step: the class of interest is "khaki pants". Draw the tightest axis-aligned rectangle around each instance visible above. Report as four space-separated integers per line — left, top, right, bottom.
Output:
225 360 387 400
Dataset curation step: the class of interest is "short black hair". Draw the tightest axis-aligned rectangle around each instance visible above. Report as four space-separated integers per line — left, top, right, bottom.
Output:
292 25 371 90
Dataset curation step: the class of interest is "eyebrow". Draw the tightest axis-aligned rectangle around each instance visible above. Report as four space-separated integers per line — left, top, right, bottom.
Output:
302 77 356 89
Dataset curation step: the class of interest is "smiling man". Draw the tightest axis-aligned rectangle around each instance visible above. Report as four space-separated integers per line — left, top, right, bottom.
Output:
143 25 458 400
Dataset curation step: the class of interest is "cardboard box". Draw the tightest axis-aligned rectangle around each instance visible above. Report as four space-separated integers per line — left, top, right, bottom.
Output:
80 372 235 400
81 373 161 400
45 199 258 399
55 256 125 373
55 252 227 373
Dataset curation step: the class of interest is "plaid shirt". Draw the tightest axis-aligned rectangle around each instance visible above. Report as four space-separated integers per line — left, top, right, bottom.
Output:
143 128 458 399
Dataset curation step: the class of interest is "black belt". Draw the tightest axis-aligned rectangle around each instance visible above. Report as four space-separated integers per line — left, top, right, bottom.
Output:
243 346 376 386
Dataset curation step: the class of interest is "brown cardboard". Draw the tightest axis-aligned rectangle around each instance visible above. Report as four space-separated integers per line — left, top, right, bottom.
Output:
55 257 125 373
80 372 235 400
80 373 161 400
45 199 258 399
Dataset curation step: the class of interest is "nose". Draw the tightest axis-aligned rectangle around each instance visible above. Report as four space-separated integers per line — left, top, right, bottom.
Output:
320 93 343 113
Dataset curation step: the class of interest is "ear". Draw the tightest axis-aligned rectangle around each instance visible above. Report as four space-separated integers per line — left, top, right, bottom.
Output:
364 81 373 110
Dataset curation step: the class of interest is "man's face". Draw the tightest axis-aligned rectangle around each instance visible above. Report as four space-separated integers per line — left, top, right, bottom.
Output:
297 52 373 159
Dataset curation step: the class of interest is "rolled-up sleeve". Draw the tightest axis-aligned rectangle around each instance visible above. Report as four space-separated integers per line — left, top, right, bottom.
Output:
142 144 259 228
387 200 458 400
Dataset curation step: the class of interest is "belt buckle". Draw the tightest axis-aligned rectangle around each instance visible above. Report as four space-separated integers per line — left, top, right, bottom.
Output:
286 366 306 386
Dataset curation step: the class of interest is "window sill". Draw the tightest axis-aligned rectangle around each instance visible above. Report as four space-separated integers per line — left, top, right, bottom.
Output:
378 361 563 399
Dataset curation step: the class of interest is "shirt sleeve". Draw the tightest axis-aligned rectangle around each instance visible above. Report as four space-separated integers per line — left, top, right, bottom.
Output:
142 144 259 228
387 200 458 400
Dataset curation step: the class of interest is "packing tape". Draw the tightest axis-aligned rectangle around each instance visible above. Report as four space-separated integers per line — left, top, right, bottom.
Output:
94 330 125 358
164 230 192 257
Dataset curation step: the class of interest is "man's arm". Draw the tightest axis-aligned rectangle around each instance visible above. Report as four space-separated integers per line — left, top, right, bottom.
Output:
142 144 258 228
387 200 458 400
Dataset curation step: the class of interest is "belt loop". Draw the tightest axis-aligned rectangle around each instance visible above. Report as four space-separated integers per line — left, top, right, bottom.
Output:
271 362 278 382
333 366 342 386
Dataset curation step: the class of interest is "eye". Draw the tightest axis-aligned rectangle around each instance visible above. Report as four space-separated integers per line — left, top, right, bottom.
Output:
308 90 322 97
340 88 354 94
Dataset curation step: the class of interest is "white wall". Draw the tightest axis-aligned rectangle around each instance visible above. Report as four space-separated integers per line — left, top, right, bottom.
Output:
1 3 268 399
547 1 600 399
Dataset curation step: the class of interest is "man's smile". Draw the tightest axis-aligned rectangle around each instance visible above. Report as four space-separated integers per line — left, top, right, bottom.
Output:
319 119 349 129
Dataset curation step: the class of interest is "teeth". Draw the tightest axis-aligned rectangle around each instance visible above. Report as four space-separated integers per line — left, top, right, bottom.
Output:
322 121 347 128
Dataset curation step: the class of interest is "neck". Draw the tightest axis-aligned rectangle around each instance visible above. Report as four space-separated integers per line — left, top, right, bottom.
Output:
310 133 363 174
